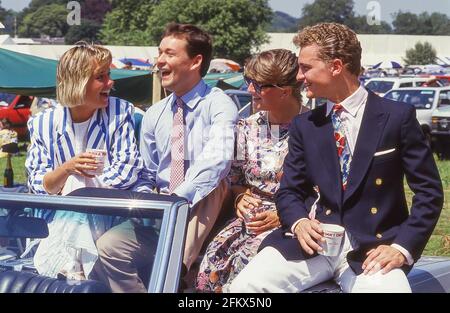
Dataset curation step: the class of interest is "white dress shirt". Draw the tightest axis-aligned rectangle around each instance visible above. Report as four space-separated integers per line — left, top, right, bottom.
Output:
135 80 238 206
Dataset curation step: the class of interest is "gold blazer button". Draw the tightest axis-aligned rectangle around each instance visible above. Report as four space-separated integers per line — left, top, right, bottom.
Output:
371 207 378 214
375 178 383 186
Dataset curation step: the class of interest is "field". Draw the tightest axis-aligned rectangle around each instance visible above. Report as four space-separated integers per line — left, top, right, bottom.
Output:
2 153 450 256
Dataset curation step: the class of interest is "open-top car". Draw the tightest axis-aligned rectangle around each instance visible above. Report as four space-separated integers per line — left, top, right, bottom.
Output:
0 188 189 293
0 188 449 293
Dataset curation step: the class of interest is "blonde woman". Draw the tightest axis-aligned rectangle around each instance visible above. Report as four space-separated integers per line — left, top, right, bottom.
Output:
196 49 308 292
25 42 143 280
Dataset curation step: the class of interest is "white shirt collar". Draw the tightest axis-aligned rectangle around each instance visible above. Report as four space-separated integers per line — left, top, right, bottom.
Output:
326 85 368 117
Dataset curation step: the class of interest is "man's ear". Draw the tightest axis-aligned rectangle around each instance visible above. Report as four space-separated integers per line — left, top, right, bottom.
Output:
331 59 344 76
191 54 203 72
283 86 293 98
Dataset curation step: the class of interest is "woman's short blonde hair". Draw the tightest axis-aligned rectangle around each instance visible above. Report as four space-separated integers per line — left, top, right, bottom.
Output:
244 49 302 103
56 42 112 107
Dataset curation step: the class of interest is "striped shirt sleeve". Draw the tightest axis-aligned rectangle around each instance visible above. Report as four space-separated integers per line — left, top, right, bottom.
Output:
25 111 54 194
101 98 143 189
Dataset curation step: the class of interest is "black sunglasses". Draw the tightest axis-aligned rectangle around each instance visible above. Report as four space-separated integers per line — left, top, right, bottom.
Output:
244 76 283 94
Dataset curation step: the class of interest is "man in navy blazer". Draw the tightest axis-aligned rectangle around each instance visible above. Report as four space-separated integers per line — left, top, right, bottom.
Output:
228 23 443 293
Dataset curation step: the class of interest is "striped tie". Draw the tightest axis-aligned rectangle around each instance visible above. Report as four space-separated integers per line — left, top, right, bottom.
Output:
331 104 352 190
169 97 185 193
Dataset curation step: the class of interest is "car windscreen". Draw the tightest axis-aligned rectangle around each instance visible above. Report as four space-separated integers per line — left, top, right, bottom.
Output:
365 81 395 94
385 90 436 109
0 189 189 293
0 93 16 106
236 94 252 110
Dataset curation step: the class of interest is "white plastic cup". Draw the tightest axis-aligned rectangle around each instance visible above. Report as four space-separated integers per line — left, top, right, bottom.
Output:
86 148 106 175
318 223 345 257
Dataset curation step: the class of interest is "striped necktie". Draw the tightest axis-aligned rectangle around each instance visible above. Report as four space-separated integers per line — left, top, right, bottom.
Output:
331 104 352 190
169 97 185 193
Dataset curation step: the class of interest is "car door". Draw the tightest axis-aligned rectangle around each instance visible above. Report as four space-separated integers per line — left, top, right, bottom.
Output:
0 188 190 293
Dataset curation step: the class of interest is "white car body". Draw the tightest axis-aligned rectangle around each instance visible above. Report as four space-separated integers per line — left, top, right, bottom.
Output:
384 87 450 136
365 77 442 97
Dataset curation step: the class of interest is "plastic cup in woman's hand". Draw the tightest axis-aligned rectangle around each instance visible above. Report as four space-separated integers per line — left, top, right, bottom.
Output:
86 148 106 175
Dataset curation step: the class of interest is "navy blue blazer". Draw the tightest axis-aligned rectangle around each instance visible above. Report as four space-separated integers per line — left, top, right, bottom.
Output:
260 90 444 275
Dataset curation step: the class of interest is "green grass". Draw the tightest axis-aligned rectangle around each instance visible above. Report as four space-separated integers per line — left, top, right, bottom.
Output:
0 153 27 187
5 152 450 256
415 157 450 256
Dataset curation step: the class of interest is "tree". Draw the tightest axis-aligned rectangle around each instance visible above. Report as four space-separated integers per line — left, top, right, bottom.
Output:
0 0 15 35
425 12 450 35
393 11 450 35
351 15 392 34
18 4 69 37
65 19 102 44
145 0 272 63
403 42 437 65
99 0 159 45
82 0 112 24
298 0 355 29
268 11 299 32
16 0 67 31
101 0 272 63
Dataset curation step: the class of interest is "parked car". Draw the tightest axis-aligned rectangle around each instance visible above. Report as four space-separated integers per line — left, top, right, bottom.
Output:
224 89 252 118
384 87 450 142
1 188 450 293
0 93 34 139
430 90 450 159
365 77 443 97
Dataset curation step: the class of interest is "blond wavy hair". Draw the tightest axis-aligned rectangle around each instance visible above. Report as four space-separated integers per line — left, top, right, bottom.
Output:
244 49 302 103
293 23 362 76
56 42 112 107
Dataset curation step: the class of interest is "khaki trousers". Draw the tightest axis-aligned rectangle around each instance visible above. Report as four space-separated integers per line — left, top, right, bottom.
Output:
94 180 228 293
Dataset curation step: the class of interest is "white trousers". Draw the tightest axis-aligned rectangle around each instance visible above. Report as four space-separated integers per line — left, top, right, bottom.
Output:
228 232 412 293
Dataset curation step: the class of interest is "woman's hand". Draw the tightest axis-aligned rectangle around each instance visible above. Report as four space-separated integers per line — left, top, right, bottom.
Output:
246 210 280 235
62 152 100 178
43 152 100 194
235 193 262 219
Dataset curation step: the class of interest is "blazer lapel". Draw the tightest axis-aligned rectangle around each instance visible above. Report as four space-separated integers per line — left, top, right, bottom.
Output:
86 109 106 150
55 106 76 164
343 93 389 203
309 106 342 207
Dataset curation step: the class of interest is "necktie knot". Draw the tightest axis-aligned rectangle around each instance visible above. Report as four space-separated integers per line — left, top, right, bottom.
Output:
332 103 344 114
176 97 184 107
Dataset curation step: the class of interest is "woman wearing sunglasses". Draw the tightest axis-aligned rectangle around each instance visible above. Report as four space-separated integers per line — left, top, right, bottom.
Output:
197 49 307 292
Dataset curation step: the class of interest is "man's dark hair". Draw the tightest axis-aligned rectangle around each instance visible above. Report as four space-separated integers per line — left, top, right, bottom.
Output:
162 23 213 77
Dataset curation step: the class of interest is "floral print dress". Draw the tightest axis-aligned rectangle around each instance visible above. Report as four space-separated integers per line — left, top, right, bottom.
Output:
196 111 290 292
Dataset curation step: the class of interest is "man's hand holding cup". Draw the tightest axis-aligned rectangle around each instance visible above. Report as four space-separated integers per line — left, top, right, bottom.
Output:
294 218 325 255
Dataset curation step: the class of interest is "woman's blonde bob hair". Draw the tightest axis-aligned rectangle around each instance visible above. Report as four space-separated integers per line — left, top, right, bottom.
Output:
244 49 302 103
56 42 112 107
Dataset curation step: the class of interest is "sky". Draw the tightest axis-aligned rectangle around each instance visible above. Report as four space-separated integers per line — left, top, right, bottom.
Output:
270 0 450 23
1 0 450 24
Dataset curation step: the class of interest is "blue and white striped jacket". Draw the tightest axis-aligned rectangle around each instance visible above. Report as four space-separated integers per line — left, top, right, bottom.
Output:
26 97 143 194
